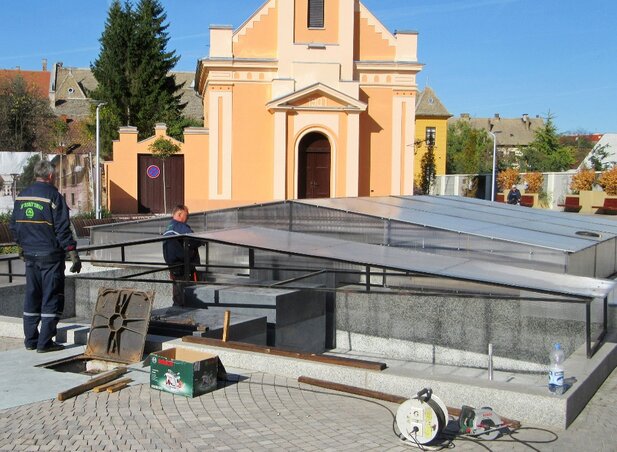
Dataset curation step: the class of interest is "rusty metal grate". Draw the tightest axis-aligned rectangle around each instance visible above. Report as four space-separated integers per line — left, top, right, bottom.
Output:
85 288 154 364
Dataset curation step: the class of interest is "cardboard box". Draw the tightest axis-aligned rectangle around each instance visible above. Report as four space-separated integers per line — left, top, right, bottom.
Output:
150 348 219 398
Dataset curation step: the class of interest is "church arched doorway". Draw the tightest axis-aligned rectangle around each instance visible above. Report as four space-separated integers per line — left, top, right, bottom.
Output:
298 132 331 199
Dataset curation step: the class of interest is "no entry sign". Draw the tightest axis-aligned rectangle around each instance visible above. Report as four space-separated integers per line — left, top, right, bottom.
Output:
146 165 161 179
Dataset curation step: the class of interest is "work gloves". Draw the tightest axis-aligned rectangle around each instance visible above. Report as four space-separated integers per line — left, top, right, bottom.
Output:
68 250 82 274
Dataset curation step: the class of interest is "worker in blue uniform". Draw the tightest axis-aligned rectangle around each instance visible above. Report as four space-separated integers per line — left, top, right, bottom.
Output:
162 205 200 306
10 160 82 353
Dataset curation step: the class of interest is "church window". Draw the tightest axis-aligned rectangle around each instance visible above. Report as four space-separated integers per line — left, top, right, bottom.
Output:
308 0 324 28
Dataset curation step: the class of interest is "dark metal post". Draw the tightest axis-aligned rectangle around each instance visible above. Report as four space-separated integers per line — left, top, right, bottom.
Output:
183 237 190 281
249 248 255 271
205 242 209 276
586 301 591 358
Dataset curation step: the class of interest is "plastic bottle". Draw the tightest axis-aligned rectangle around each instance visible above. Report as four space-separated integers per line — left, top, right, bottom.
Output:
548 343 565 394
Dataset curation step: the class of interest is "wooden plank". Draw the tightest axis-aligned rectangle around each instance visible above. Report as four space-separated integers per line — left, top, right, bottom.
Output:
57 367 128 401
298 376 521 430
106 381 130 393
181 336 386 371
222 310 231 342
299 376 406 404
92 377 132 393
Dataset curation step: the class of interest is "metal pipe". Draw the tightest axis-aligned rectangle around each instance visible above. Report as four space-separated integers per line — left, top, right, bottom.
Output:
488 131 497 202
95 102 107 219
488 343 494 381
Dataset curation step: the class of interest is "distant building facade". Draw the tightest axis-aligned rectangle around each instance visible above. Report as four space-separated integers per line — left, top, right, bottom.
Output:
448 113 545 158
414 86 451 181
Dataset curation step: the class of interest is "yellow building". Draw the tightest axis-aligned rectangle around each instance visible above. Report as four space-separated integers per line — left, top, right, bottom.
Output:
414 86 451 188
106 0 426 213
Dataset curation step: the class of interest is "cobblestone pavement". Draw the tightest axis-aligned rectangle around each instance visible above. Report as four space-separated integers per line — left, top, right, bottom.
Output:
1 336 616 451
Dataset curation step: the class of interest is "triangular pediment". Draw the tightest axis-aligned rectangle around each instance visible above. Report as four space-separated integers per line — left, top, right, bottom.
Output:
267 83 367 112
56 71 87 100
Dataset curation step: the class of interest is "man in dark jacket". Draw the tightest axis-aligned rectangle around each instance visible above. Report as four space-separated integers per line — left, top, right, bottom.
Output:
10 160 82 352
507 184 522 205
162 205 200 306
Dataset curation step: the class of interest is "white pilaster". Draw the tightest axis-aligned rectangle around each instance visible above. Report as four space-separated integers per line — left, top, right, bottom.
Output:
391 97 404 195
276 0 294 78
403 98 415 195
339 0 355 80
208 89 233 199
346 113 360 196
273 111 287 199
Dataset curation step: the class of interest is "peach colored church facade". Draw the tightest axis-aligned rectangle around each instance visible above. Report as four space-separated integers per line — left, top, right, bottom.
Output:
106 0 428 214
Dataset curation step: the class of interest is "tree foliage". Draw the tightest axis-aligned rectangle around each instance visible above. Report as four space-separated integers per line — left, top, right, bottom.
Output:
524 172 544 193
569 166 596 193
19 153 43 188
560 133 596 168
598 166 617 195
519 114 574 172
496 168 519 192
149 136 180 159
167 117 203 142
588 143 613 171
416 139 436 194
446 122 493 174
0 75 54 151
90 0 185 157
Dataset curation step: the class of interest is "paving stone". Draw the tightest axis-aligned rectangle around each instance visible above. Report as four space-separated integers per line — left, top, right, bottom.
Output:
1 361 617 451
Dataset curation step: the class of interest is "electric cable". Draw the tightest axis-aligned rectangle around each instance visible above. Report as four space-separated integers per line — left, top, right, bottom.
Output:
219 377 560 450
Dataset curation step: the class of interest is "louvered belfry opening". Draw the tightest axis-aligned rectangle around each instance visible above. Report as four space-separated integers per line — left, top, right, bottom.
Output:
308 0 325 28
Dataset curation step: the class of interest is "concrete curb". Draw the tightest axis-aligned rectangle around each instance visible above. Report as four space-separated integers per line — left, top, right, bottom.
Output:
164 336 617 430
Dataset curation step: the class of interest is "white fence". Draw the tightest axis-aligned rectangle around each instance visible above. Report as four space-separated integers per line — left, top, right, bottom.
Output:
432 171 604 210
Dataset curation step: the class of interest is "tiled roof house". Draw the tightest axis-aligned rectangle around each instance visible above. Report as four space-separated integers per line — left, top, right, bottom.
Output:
448 113 545 156
49 63 203 121
0 59 50 97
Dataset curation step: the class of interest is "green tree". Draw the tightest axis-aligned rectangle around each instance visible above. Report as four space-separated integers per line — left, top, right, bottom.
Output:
519 114 574 172
131 0 184 135
588 143 612 170
167 117 203 142
416 139 436 194
19 154 42 188
0 75 54 151
446 122 492 174
90 0 185 157
89 0 131 157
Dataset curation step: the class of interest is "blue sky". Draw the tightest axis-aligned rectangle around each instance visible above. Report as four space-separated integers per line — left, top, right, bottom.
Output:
1 0 615 133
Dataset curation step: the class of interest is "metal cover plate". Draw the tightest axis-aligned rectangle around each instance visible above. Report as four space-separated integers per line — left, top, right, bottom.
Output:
85 288 154 364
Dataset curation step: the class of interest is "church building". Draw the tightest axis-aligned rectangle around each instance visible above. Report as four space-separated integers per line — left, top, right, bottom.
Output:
106 0 430 213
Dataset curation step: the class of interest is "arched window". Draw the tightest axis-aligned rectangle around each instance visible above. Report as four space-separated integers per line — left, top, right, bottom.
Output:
308 0 324 28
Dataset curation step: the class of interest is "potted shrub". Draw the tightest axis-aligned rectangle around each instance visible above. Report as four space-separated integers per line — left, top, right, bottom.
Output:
598 166 617 195
570 167 595 194
567 167 601 213
522 172 544 207
595 166 617 213
496 168 519 203
524 172 543 193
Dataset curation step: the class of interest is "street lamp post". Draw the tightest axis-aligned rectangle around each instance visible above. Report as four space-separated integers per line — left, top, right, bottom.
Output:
488 131 497 201
95 102 107 219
